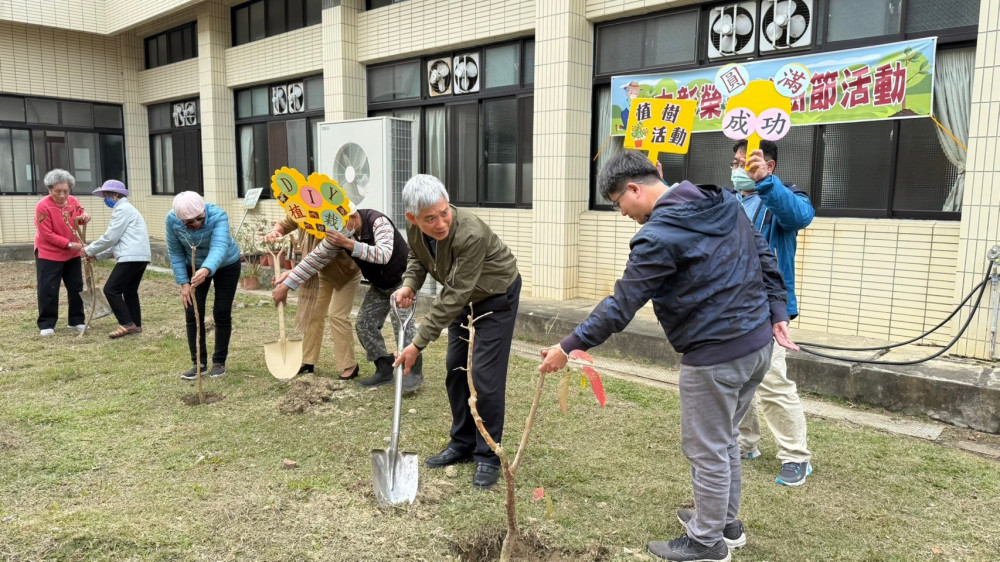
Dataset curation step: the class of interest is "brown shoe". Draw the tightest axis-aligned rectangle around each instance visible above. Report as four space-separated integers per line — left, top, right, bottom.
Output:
109 325 141 339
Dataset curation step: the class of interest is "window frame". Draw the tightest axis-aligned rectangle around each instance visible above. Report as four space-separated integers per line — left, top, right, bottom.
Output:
148 99 204 196
589 0 977 219
143 22 198 70
233 74 325 198
366 37 536 209
231 0 322 47
0 94 126 195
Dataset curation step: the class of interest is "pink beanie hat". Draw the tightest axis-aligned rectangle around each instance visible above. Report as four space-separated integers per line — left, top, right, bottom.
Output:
172 191 205 220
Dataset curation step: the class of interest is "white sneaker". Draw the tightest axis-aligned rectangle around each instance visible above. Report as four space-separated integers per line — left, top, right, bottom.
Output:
40 328 55 336
74 324 86 331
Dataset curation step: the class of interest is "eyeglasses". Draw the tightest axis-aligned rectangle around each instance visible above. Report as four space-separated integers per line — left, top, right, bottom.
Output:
732 158 774 170
608 190 626 211
182 215 205 227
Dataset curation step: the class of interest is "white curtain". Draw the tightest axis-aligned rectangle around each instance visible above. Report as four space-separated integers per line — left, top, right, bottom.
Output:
423 106 446 181
933 47 974 212
595 86 624 203
239 125 254 193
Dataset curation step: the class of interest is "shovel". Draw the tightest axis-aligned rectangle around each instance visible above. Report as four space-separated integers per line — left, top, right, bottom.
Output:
264 248 303 381
370 297 419 508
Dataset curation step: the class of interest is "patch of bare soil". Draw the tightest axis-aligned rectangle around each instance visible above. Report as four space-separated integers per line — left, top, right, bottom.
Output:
278 374 348 414
181 392 225 406
449 530 610 562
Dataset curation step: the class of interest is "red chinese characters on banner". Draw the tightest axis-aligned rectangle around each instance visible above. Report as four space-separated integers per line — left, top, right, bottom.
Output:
675 85 698 100
791 95 807 112
873 61 907 106
839 66 873 110
698 84 723 120
809 71 838 112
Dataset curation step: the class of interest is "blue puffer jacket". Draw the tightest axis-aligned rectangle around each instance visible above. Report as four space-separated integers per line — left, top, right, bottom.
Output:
165 203 241 285
738 174 814 318
562 182 788 366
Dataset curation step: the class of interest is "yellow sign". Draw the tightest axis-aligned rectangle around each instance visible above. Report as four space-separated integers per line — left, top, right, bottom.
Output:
723 80 792 164
622 98 697 163
270 167 352 239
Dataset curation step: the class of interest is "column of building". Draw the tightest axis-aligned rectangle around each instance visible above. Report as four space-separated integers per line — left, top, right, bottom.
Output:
531 0 593 300
197 0 237 206
954 0 1000 360
322 0 366 122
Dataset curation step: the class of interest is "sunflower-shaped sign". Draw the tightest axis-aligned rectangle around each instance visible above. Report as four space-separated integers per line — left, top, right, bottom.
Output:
270 167 352 239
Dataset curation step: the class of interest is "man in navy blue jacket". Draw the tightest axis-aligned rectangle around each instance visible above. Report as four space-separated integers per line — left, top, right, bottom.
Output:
731 140 814 487
540 151 798 562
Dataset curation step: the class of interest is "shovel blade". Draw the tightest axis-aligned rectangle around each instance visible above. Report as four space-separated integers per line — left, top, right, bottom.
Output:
80 290 113 320
370 448 419 508
264 338 303 381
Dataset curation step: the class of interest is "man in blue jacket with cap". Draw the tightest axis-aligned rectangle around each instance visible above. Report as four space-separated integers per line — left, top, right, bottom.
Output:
540 150 798 562
731 139 814 487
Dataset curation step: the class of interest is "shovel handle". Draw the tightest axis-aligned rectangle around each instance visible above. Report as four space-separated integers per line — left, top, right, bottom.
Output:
270 248 287 340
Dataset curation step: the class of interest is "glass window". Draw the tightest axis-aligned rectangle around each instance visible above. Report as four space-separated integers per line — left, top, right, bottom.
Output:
0 129 15 192
26 99 59 124
169 28 184 62
252 87 269 116
94 105 123 129
234 5 250 45
367 62 420 103
892 118 959 212
67 132 98 189
145 37 158 68
157 34 168 66
305 0 321 26
61 101 93 128
448 103 479 205
819 121 894 211
305 76 324 111
0 95 25 122
149 101 200 194
596 11 697 75
367 0 407 9
182 25 195 60
483 98 517 203
485 44 520 89
285 118 309 175
100 134 126 184
249 1 266 41
267 0 286 36
906 0 979 33
518 96 533 206
827 0 901 43
523 41 535 85
287 0 304 29
424 106 446 180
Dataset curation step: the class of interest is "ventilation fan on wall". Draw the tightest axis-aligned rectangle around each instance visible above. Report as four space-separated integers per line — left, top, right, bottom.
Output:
452 53 480 94
272 85 288 115
760 0 812 52
427 58 452 96
172 101 198 127
333 142 371 203
287 82 304 113
708 2 757 60
317 117 417 238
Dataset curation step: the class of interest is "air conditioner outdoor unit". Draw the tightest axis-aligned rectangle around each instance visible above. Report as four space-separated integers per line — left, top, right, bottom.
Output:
759 0 813 52
708 1 758 60
316 116 416 242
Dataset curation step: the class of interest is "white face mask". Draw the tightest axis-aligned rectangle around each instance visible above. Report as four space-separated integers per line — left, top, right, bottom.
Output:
731 167 756 192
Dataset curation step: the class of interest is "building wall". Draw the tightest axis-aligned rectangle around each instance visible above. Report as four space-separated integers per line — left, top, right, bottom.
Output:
0 0 105 35
225 25 324 88
355 0 535 64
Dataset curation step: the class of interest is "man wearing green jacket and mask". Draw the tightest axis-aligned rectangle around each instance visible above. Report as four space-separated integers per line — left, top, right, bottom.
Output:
392 174 521 491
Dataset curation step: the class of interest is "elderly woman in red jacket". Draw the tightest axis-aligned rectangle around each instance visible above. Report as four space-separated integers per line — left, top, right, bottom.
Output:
34 169 91 336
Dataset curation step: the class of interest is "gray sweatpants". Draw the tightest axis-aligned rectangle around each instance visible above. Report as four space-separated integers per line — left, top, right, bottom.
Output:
355 284 418 369
681 342 772 547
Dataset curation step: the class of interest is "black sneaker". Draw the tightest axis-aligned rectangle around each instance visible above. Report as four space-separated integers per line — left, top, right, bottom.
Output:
676 508 746 549
181 364 207 381
647 534 730 561
472 463 501 490
209 363 226 378
402 371 424 393
297 364 314 375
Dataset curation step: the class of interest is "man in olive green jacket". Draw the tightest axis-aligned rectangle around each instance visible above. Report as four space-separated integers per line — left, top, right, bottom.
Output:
393 174 521 490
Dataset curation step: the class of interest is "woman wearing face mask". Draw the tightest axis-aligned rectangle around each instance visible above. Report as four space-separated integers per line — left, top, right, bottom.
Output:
82 180 151 338
34 169 92 336
166 191 242 380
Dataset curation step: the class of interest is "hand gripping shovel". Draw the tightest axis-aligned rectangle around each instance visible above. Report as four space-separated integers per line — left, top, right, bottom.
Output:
371 297 419 508
264 249 303 381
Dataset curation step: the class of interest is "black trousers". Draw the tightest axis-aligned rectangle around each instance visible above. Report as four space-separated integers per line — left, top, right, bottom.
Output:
104 261 148 327
444 275 521 466
184 261 240 366
35 251 84 330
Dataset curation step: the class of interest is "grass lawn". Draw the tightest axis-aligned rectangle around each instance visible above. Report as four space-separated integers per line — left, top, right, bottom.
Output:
1 260 998 561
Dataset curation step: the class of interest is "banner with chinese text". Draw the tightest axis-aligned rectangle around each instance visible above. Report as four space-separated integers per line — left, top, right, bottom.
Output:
610 38 936 136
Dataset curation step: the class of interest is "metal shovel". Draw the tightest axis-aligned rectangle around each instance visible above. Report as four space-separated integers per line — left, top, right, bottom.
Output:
370 297 419 508
264 249 303 381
